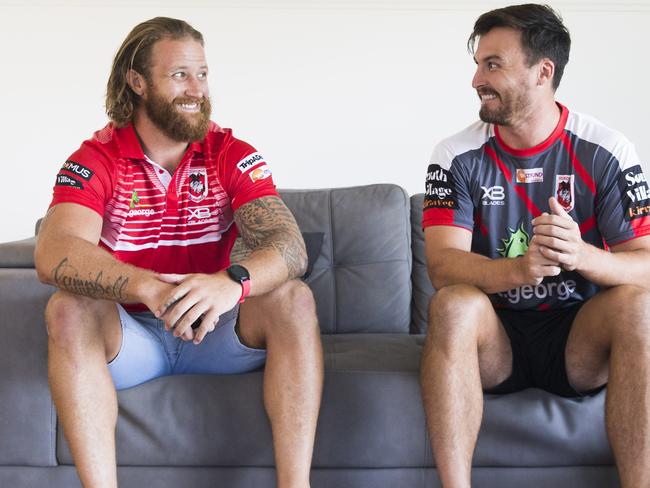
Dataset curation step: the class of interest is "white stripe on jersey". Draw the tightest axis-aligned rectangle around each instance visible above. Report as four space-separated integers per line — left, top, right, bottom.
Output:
428 120 494 170
565 111 641 171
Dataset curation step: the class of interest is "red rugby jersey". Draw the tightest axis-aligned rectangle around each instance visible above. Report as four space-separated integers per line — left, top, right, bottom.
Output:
50 122 278 309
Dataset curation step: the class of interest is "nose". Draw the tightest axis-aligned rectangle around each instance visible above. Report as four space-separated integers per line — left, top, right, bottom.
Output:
471 66 483 90
185 75 205 99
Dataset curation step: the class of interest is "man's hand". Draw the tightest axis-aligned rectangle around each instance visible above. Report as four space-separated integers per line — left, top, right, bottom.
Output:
532 197 586 272
518 236 562 285
155 272 242 345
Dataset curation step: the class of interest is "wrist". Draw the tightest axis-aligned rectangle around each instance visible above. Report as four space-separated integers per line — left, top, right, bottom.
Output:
226 264 251 303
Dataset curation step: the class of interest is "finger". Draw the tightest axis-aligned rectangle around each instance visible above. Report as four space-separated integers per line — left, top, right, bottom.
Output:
157 284 192 318
539 246 574 268
165 293 201 331
193 312 220 345
173 302 208 339
549 197 571 219
158 273 187 284
534 235 573 253
532 224 570 241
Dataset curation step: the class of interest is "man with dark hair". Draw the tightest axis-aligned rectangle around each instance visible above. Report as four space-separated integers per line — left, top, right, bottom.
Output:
35 17 323 488
420 4 650 487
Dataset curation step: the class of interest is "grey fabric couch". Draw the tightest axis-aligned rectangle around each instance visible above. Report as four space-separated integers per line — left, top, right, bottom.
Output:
0 184 619 487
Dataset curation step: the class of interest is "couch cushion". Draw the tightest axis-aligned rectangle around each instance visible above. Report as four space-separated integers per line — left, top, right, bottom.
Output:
410 193 435 334
0 237 38 268
56 334 612 468
280 185 412 334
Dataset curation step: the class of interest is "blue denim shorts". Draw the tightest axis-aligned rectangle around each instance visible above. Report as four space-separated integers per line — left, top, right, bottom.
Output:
108 304 267 390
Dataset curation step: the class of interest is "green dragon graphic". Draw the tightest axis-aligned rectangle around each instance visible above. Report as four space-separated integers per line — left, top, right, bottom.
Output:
129 190 139 209
497 222 530 258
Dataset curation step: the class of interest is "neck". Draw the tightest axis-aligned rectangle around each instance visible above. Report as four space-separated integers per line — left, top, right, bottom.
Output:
133 111 189 172
497 98 561 150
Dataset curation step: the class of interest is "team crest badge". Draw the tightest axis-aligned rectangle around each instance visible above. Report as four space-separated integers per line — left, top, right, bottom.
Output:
555 175 575 212
188 168 208 203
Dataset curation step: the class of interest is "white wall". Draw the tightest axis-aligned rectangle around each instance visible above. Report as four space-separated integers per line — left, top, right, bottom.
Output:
1 0 647 242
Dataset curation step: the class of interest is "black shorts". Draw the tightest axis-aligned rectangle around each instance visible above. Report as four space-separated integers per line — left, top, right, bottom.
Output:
484 303 606 398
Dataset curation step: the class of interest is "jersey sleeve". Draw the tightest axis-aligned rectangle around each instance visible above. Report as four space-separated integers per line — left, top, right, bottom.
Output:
594 137 650 246
422 141 474 231
49 143 113 217
220 138 279 211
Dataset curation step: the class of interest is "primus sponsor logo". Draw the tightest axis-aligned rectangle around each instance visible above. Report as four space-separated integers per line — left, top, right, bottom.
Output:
498 280 576 304
516 168 543 184
481 185 505 206
236 152 264 173
61 160 94 181
128 208 155 217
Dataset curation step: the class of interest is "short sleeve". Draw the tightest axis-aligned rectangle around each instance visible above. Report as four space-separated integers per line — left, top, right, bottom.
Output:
49 143 113 217
220 138 279 211
422 142 474 231
595 137 650 245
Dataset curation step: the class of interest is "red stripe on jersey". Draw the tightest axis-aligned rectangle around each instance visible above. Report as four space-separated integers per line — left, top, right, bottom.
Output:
579 215 596 235
474 212 489 236
485 145 541 217
422 208 455 227
560 132 597 195
537 303 551 311
632 218 650 237
484 145 512 181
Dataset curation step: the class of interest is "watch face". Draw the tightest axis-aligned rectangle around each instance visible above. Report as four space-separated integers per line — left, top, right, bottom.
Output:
227 264 250 282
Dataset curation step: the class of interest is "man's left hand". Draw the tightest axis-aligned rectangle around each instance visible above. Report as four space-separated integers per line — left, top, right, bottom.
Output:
532 197 586 272
155 272 242 345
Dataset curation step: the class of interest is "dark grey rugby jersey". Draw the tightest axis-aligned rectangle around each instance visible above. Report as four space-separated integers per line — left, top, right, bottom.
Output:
423 104 650 311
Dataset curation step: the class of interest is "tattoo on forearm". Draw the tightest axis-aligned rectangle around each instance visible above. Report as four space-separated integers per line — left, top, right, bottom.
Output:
234 196 307 278
52 258 129 301
230 237 252 263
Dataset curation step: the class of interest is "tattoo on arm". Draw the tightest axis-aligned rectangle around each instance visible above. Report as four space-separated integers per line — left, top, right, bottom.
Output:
52 258 129 301
234 196 307 278
230 237 252 264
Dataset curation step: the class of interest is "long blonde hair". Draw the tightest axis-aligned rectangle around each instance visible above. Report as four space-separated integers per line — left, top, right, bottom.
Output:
106 17 203 127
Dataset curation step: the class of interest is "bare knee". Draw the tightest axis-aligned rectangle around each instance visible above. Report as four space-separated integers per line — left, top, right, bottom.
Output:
45 292 115 353
427 284 492 344
606 285 650 343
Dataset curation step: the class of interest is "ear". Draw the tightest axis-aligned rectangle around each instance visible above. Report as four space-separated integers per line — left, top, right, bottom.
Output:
126 68 146 97
537 58 555 88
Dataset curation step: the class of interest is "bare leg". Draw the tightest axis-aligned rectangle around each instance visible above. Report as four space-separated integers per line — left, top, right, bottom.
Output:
566 285 650 488
239 280 323 488
45 292 122 488
420 284 512 488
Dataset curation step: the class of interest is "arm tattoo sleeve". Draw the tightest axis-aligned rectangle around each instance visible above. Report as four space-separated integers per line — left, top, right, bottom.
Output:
230 237 252 263
234 196 307 278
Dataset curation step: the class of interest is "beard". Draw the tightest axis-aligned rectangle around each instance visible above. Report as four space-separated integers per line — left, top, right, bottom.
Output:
477 86 529 127
143 87 212 142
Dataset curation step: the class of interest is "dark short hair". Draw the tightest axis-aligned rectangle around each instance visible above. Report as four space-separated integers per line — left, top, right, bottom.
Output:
106 17 204 127
468 4 571 90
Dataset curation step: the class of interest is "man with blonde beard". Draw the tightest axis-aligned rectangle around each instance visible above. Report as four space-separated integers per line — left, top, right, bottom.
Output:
35 17 323 488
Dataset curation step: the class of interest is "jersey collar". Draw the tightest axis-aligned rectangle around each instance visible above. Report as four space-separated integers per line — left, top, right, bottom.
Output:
494 102 569 158
113 123 204 160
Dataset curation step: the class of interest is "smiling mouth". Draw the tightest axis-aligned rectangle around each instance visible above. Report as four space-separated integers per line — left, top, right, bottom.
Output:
477 89 499 103
177 101 200 112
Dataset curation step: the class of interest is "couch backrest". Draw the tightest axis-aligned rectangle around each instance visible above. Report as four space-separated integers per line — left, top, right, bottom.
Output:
280 185 413 334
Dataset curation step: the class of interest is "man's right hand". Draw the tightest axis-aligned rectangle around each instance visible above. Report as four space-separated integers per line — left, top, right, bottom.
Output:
139 277 195 342
517 236 562 285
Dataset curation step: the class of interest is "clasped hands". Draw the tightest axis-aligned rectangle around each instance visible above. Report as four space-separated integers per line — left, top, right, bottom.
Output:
520 197 586 285
143 272 242 345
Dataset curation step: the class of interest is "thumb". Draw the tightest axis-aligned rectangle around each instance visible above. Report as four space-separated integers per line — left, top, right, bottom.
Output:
548 196 569 217
158 273 186 284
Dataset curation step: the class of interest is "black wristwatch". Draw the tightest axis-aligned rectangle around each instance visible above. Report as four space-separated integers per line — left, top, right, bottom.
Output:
227 264 251 303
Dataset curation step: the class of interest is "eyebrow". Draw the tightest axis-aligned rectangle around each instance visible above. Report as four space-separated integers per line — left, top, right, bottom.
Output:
168 65 209 71
473 54 504 64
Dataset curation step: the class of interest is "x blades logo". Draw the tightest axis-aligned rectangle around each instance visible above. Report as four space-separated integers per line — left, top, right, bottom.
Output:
481 185 505 206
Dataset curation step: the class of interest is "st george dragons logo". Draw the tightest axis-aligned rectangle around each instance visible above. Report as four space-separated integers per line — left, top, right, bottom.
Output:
555 175 575 212
188 168 208 203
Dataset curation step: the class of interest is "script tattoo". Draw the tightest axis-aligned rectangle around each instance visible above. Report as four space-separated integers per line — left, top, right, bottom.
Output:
52 258 129 301
234 196 307 278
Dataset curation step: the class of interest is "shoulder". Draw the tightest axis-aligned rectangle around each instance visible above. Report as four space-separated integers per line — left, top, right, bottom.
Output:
429 120 493 170
565 110 640 170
